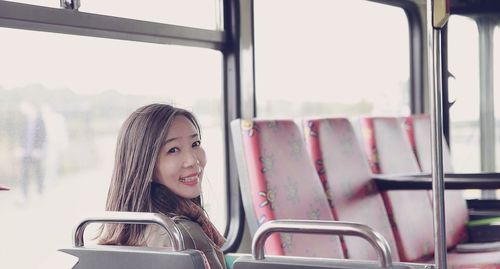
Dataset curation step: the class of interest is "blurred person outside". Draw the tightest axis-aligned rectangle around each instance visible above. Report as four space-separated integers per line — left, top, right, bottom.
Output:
41 103 69 184
18 101 46 200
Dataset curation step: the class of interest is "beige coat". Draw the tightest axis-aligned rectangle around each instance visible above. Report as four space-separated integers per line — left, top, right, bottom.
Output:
145 216 226 269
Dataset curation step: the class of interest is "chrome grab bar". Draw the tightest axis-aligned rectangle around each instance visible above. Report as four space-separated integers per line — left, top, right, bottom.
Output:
73 211 185 251
253 220 393 268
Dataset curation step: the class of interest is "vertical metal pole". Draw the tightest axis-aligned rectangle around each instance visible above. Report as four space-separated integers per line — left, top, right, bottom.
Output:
426 1 447 269
477 19 496 199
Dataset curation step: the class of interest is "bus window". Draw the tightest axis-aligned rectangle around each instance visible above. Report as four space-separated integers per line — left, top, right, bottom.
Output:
448 15 481 174
494 25 500 174
3 0 223 30
0 27 226 268
254 0 410 118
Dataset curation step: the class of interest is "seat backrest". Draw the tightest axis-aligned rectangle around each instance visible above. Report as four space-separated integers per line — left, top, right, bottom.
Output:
302 118 400 261
231 119 344 258
60 247 211 269
403 114 469 248
358 117 421 174
59 212 212 269
403 114 454 172
234 255 429 269
357 117 435 262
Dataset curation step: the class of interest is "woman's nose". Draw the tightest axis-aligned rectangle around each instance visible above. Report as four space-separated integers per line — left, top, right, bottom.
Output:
183 151 199 167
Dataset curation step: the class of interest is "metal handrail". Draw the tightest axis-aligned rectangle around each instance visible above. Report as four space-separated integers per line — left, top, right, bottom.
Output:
73 211 185 251
252 220 393 268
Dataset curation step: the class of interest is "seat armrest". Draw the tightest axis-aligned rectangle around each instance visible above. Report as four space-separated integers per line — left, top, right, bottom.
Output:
373 172 500 191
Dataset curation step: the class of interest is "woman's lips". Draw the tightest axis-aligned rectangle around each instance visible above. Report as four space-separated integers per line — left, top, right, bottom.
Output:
179 173 200 185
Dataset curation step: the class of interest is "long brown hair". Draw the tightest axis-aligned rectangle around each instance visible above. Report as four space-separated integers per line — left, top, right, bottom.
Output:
99 103 201 246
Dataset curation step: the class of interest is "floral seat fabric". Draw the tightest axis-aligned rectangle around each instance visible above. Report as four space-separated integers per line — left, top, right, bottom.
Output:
358 117 435 262
404 114 468 248
303 118 400 261
360 116 500 268
231 119 344 259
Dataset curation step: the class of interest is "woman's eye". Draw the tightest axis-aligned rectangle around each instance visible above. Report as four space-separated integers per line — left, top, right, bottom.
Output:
167 147 180 154
192 140 201 147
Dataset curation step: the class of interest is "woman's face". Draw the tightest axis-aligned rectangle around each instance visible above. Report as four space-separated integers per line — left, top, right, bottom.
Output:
155 116 206 199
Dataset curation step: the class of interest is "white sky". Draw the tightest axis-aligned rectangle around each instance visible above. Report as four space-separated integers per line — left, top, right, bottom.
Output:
448 15 481 121
0 27 222 105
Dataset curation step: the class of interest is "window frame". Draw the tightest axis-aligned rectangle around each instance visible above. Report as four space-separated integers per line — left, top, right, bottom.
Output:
0 1 224 49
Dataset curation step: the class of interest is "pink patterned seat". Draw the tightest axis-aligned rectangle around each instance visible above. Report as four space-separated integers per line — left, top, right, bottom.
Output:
404 115 500 268
231 119 344 258
360 116 500 268
358 117 435 262
302 118 399 261
404 114 468 248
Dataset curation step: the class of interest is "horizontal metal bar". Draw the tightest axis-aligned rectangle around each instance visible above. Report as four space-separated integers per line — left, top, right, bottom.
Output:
0 0 224 49
374 172 500 190
252 220 393 268
73 212 185 251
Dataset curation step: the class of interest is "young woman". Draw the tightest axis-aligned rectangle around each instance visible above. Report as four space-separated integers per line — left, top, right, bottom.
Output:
99 103 226 269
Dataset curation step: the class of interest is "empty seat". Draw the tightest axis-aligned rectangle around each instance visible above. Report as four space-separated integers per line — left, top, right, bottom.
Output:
403 114 454 172
231 119 344 258
302 118 399 261
357 117 435 262
233 219 410 269
359 116 500 268
404 114 469 248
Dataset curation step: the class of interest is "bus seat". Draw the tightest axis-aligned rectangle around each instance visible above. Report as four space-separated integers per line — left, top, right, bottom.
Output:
233 219 430 269
403 114 469 248
301 118 400 261
403 114 454 172
230 119 344 258
59 212 211 269
357 117 435 262
360 116 500 267
404 114 500 249
446 250 500 269
234 256 426 269
60 247 211 269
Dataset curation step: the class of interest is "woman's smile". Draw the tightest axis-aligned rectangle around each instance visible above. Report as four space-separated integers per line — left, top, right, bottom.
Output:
179 172 201 185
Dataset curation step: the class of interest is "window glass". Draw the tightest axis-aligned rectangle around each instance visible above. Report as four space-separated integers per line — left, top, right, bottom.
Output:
448 15 480 173
0 27 225 268
3 0 223 30
494 25 500 172
254 0 410 118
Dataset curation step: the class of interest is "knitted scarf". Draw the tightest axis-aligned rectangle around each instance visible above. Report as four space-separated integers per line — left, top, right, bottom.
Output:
150 182 226 248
